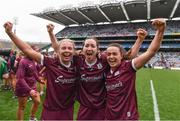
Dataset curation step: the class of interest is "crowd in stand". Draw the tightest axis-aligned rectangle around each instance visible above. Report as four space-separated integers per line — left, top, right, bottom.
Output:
147 52 180 68
57 20 180 38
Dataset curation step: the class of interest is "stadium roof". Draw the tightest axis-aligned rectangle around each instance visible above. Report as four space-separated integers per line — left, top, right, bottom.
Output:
32 0 180 26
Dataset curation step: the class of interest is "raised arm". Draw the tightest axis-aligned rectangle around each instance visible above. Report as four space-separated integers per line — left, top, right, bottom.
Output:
125 28 147 59
133 19 166 70
130 29 147 58
47 24 59 53
4 22 41 63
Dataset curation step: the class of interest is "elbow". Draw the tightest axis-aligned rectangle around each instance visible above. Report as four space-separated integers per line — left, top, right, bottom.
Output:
147 49 158 58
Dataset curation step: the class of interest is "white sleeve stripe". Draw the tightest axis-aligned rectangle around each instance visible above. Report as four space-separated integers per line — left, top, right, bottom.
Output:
40 54 44 65
132 59 137 71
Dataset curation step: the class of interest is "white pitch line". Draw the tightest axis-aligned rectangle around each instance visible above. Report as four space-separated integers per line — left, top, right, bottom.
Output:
150 80 160 121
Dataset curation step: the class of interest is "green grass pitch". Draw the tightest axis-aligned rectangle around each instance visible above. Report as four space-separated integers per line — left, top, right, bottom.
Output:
0 68 179 120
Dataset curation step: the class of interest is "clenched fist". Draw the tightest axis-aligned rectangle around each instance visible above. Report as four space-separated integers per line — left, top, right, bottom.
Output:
136 28 148 41
47 24 54 33
152 18 166 32
4 21 13 34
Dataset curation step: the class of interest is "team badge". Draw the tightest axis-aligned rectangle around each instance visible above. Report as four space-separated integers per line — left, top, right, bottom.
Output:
97 63 103 69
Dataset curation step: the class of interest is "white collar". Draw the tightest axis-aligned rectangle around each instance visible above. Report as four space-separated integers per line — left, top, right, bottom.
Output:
85 58 97 67
59 58 71 68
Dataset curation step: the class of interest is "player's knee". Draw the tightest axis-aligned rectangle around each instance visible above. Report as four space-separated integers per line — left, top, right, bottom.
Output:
36 100 41 105
3 73 9 79
19 104 26 110
34 99 41 105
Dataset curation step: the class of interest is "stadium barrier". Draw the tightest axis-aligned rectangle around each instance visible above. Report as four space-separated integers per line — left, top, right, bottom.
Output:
170 67 180 70
153 66 164 69
153 66 180 70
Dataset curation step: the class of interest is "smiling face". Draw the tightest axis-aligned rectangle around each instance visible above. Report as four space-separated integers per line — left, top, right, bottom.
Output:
106 44 123 71
58 39 75 65
82 38 99 63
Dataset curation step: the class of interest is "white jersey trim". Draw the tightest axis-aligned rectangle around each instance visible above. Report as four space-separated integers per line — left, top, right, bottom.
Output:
60 58 71 68
132 59 137 71
85 58 97 68
40 54 44 65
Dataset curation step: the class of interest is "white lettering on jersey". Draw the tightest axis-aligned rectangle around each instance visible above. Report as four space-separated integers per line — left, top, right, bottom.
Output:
81 73 103 82
114 71 120 76
106 81 123 91
55 75 75 84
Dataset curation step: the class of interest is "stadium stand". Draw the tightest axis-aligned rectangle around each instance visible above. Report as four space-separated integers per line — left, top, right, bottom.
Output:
55 21 180 37
0 39 49 52
32 0 180 68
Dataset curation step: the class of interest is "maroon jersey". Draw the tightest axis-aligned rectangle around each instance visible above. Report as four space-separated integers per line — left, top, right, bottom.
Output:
41 104 74 120
76 55 108 109
15 57 39 97
36 63 44 77
14 56 22 73
42 56 77 110
105 60 139 120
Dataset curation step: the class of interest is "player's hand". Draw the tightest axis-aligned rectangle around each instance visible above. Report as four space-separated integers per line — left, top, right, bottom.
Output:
76 50 85 56
75 50 82 55
97 50 102 59
47 24 54 33
4 21 13 34
136 28 148 41
152 18 166 32
30 90 38 97
39 80 45 84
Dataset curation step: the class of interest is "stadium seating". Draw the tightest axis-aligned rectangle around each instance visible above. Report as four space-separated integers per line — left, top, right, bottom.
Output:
56 21 180 38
